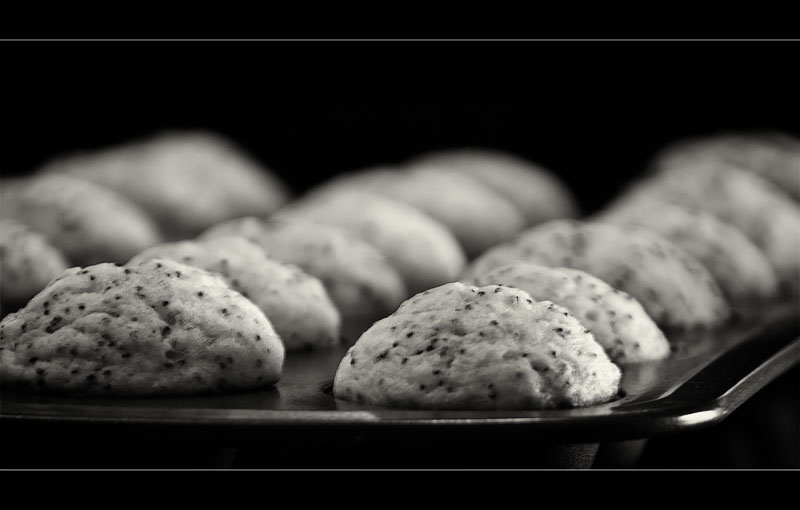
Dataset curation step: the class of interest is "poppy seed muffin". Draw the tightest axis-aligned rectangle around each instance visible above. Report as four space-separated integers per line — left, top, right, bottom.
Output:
2 174 162 266
468 263 671 363
44 131 291 239
201 218 406 342
0 259 284 395
333 282 622 410
597 200 780 304
464 220 731 330
128 237 341 351
277 189 466 295
408 148 580 226
0 219 70 310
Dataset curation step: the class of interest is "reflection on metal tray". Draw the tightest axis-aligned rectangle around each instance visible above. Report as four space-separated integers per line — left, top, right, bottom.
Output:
1 303 797 448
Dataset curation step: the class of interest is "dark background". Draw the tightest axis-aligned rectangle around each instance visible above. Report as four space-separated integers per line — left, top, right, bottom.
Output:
1 39 798 469
2 40 798 213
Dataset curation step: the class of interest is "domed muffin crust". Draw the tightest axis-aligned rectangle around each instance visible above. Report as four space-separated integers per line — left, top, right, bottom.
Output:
333 282 621 410
0 259 284 395
277 189 466 295
464 220 730 330
469 263 670 363
128 237 341 351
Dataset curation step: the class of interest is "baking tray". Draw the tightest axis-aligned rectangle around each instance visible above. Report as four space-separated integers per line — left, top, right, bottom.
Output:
1 303 798 468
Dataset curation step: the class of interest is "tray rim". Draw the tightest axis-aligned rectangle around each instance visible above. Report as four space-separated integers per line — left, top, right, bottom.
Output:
2 312 797 444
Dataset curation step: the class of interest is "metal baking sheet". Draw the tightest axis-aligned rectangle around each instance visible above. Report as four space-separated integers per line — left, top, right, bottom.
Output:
1 303 798 446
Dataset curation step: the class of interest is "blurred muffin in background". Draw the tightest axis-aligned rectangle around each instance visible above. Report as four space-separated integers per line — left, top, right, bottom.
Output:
650 131 799 201
307 166 525 259
1 174 162 266
0 178 27 216
128 236 341 351
407 148 580 226
597 200 780 306
609 162 800 295
201 218 406 343
464 219 731 330
42 131 291 240
277 189 466 295
0 218 70 312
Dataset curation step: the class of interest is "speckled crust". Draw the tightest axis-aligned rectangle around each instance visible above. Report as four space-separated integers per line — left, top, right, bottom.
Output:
651 132 800 201
0 259 284 395
463 220 731 330
468 263 670 363
277 189 466 295
610 163 800 295
2 174 161 266
308 167 526 258
0 219 70 308
598 201 780 304
128 237 341 351
43 131 291 239
333 282 621 410
408 149 580 226
200 218 406 342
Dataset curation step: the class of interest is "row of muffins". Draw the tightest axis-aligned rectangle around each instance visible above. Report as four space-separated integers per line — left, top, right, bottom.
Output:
0 130 797 409
332 131 799 409
0 132 579 396
0 132 580 332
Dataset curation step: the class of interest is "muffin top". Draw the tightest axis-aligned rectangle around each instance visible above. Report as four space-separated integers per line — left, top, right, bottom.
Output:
128 236 341 351
333 282 621 410
469 263 671 363
0 258 284 395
